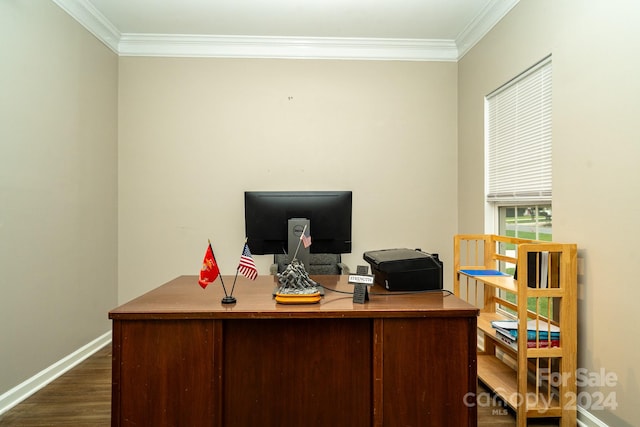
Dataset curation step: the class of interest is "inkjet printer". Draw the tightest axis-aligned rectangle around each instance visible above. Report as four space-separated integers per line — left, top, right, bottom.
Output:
363 248 443 292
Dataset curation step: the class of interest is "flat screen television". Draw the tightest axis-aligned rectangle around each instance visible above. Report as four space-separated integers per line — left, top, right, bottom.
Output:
244 191 352 255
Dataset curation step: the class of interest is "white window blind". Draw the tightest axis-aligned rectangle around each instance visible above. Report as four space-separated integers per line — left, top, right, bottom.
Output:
486 58 552 202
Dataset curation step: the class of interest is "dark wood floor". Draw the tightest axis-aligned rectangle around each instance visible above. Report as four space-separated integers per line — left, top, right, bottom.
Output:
0 346 112 426
0 345 559 426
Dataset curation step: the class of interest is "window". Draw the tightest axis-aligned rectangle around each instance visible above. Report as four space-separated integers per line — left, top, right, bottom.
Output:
486 56 552 239
499 203 552 275
499 204 552 242
486 57 553 317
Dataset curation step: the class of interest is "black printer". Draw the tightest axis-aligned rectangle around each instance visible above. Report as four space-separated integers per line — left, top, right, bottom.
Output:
363 248 443 292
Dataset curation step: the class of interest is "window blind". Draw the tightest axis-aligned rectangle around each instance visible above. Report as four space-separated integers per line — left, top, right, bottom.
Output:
486 58 552 202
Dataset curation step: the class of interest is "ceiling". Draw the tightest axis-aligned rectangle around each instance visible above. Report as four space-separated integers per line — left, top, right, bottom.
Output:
53 0 519 61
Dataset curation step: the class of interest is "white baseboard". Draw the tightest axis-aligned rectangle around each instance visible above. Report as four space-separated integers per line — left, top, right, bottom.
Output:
577 405 610 427
0 331 112 415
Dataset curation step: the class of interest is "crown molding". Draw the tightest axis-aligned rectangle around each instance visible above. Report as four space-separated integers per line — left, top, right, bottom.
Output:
456 0 520 59
117 34 458 61
51 0 120 53
53 0 518 61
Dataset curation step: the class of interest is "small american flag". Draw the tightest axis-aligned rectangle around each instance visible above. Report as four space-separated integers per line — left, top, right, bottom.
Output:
300 227 312 248
238 243 258 280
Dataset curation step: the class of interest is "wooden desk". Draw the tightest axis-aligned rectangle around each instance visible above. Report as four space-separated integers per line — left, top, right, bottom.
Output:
109 275 478 427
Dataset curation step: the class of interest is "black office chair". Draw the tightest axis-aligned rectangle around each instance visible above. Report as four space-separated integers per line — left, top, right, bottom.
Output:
270 253 350 275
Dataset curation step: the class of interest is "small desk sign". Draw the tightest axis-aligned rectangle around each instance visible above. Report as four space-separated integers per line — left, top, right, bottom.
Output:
348 275 374 285
348 275 374 304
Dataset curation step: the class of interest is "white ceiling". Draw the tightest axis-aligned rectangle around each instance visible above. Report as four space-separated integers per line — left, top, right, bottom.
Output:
53 0 519 60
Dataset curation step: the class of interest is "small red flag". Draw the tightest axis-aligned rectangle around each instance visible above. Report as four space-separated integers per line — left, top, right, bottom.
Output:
199 243 220 289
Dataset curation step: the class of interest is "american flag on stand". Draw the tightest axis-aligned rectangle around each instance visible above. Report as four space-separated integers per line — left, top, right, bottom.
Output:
238 243 258 280
300 227 312 248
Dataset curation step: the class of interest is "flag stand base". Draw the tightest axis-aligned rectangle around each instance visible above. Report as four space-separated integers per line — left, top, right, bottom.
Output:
221 296 237 304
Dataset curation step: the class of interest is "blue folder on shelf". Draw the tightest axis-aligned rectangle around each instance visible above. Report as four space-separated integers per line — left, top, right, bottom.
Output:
459 269 508 276
491 319 560 340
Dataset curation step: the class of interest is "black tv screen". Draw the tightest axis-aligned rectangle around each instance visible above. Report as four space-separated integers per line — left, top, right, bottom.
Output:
244 191 352 255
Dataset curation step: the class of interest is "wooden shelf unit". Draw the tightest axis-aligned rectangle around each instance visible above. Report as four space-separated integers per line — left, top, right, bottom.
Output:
454 234 577 427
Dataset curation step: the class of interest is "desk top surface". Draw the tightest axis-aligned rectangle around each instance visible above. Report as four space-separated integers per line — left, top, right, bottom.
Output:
109 275 478 320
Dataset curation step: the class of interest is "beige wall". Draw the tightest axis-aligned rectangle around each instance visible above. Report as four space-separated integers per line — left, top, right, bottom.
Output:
458 0 640 424
0 2 118 393
117 58 459 303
